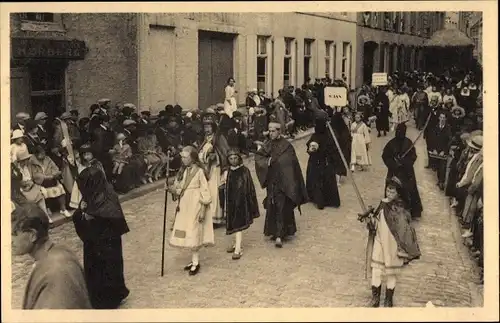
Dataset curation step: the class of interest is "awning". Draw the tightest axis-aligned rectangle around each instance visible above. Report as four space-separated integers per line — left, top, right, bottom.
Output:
425 28 474 47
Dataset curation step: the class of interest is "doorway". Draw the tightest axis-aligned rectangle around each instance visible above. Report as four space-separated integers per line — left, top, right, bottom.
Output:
363 41 378 84
198 31 235 110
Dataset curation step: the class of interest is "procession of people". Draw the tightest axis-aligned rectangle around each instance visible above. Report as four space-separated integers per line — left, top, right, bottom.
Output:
11 65 484 309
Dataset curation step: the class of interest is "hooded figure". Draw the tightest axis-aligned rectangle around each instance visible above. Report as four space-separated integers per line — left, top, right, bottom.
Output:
381 123 423 219
305 117 340 209
72 166 130 309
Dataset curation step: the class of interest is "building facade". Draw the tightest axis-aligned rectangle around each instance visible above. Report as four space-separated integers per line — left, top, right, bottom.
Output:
357 12 445 84
469 15 483 66
137 12 359 113
10 13 138 122
10 12 359 118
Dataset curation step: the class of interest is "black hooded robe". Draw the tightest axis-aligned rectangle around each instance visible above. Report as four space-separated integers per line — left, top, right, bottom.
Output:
255 137 308 239
382 124 423 219
225 165 260 235
306 119 341 209
374 92 390 132
72 167 130 309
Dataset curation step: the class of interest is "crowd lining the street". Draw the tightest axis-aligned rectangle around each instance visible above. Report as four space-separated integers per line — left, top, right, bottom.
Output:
10 63 484 309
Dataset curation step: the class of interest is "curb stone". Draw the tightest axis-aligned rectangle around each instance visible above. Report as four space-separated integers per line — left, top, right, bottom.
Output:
49 129 314 230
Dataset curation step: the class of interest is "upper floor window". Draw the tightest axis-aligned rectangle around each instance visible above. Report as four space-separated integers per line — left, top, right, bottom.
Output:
19 13 54 23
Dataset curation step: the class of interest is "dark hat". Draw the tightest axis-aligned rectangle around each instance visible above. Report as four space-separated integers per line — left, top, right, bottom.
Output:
232 111 242 118
202 112 217 124
79 143 93 153
386 176 403 190
140 110 151 116
227 148 241 157
173 105 182 114
25 119 38 132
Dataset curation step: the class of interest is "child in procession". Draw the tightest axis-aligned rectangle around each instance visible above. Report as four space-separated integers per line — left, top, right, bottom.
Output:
366 176 421 307
350 112 372 172
168 146 214 276
223 149 260 260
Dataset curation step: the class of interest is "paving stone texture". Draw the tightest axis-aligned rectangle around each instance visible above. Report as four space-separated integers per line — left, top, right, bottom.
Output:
10 125 483 308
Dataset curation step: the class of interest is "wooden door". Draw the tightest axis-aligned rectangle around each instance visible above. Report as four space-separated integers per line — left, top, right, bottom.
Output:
198 31 234 110
10 67 31 124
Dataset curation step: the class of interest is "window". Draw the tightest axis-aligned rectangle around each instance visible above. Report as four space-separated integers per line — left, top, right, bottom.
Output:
19 13 54 23
257 36 269 92
304 39 314 83
342 42 351 86
325 41 335 80
284 38 295 87
29 63 65 118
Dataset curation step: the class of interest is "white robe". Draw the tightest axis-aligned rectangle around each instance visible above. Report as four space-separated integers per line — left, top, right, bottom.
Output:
224 85 238 118
350 121 371 166
198 137 224 224
169 166 214 249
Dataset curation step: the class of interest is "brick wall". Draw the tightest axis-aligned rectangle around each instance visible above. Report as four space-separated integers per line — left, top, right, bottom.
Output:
63 13 138 117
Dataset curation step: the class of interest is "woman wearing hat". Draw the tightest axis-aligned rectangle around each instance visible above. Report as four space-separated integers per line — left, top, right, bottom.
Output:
69 144 107 209
11 129 29 164
15 149 51 222
365 176 421 307
31 145 72 218
456 135 483 237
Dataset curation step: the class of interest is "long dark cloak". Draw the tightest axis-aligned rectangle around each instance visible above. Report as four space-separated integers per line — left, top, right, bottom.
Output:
72 166 130 309
225 166 260 235
374 92 390 131
305 121 340 208
378 198 421 262
382 137 423 218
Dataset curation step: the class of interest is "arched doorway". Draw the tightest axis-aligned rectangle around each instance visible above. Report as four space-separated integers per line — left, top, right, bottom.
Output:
363 41 379 84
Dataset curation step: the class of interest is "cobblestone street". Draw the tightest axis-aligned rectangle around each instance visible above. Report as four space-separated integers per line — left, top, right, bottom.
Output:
11 124 483 308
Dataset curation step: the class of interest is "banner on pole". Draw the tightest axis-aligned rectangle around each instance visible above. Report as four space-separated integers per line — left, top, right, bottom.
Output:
372 72 388 86
324 86 348 107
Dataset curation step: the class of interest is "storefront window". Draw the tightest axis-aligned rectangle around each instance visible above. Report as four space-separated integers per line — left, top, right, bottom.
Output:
257 36 270 93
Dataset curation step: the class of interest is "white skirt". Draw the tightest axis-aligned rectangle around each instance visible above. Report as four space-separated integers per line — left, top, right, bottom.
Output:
41 183 65 199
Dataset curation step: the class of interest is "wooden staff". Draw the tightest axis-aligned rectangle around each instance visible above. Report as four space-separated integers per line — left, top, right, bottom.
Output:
160 150 171 277
325 119 374 279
